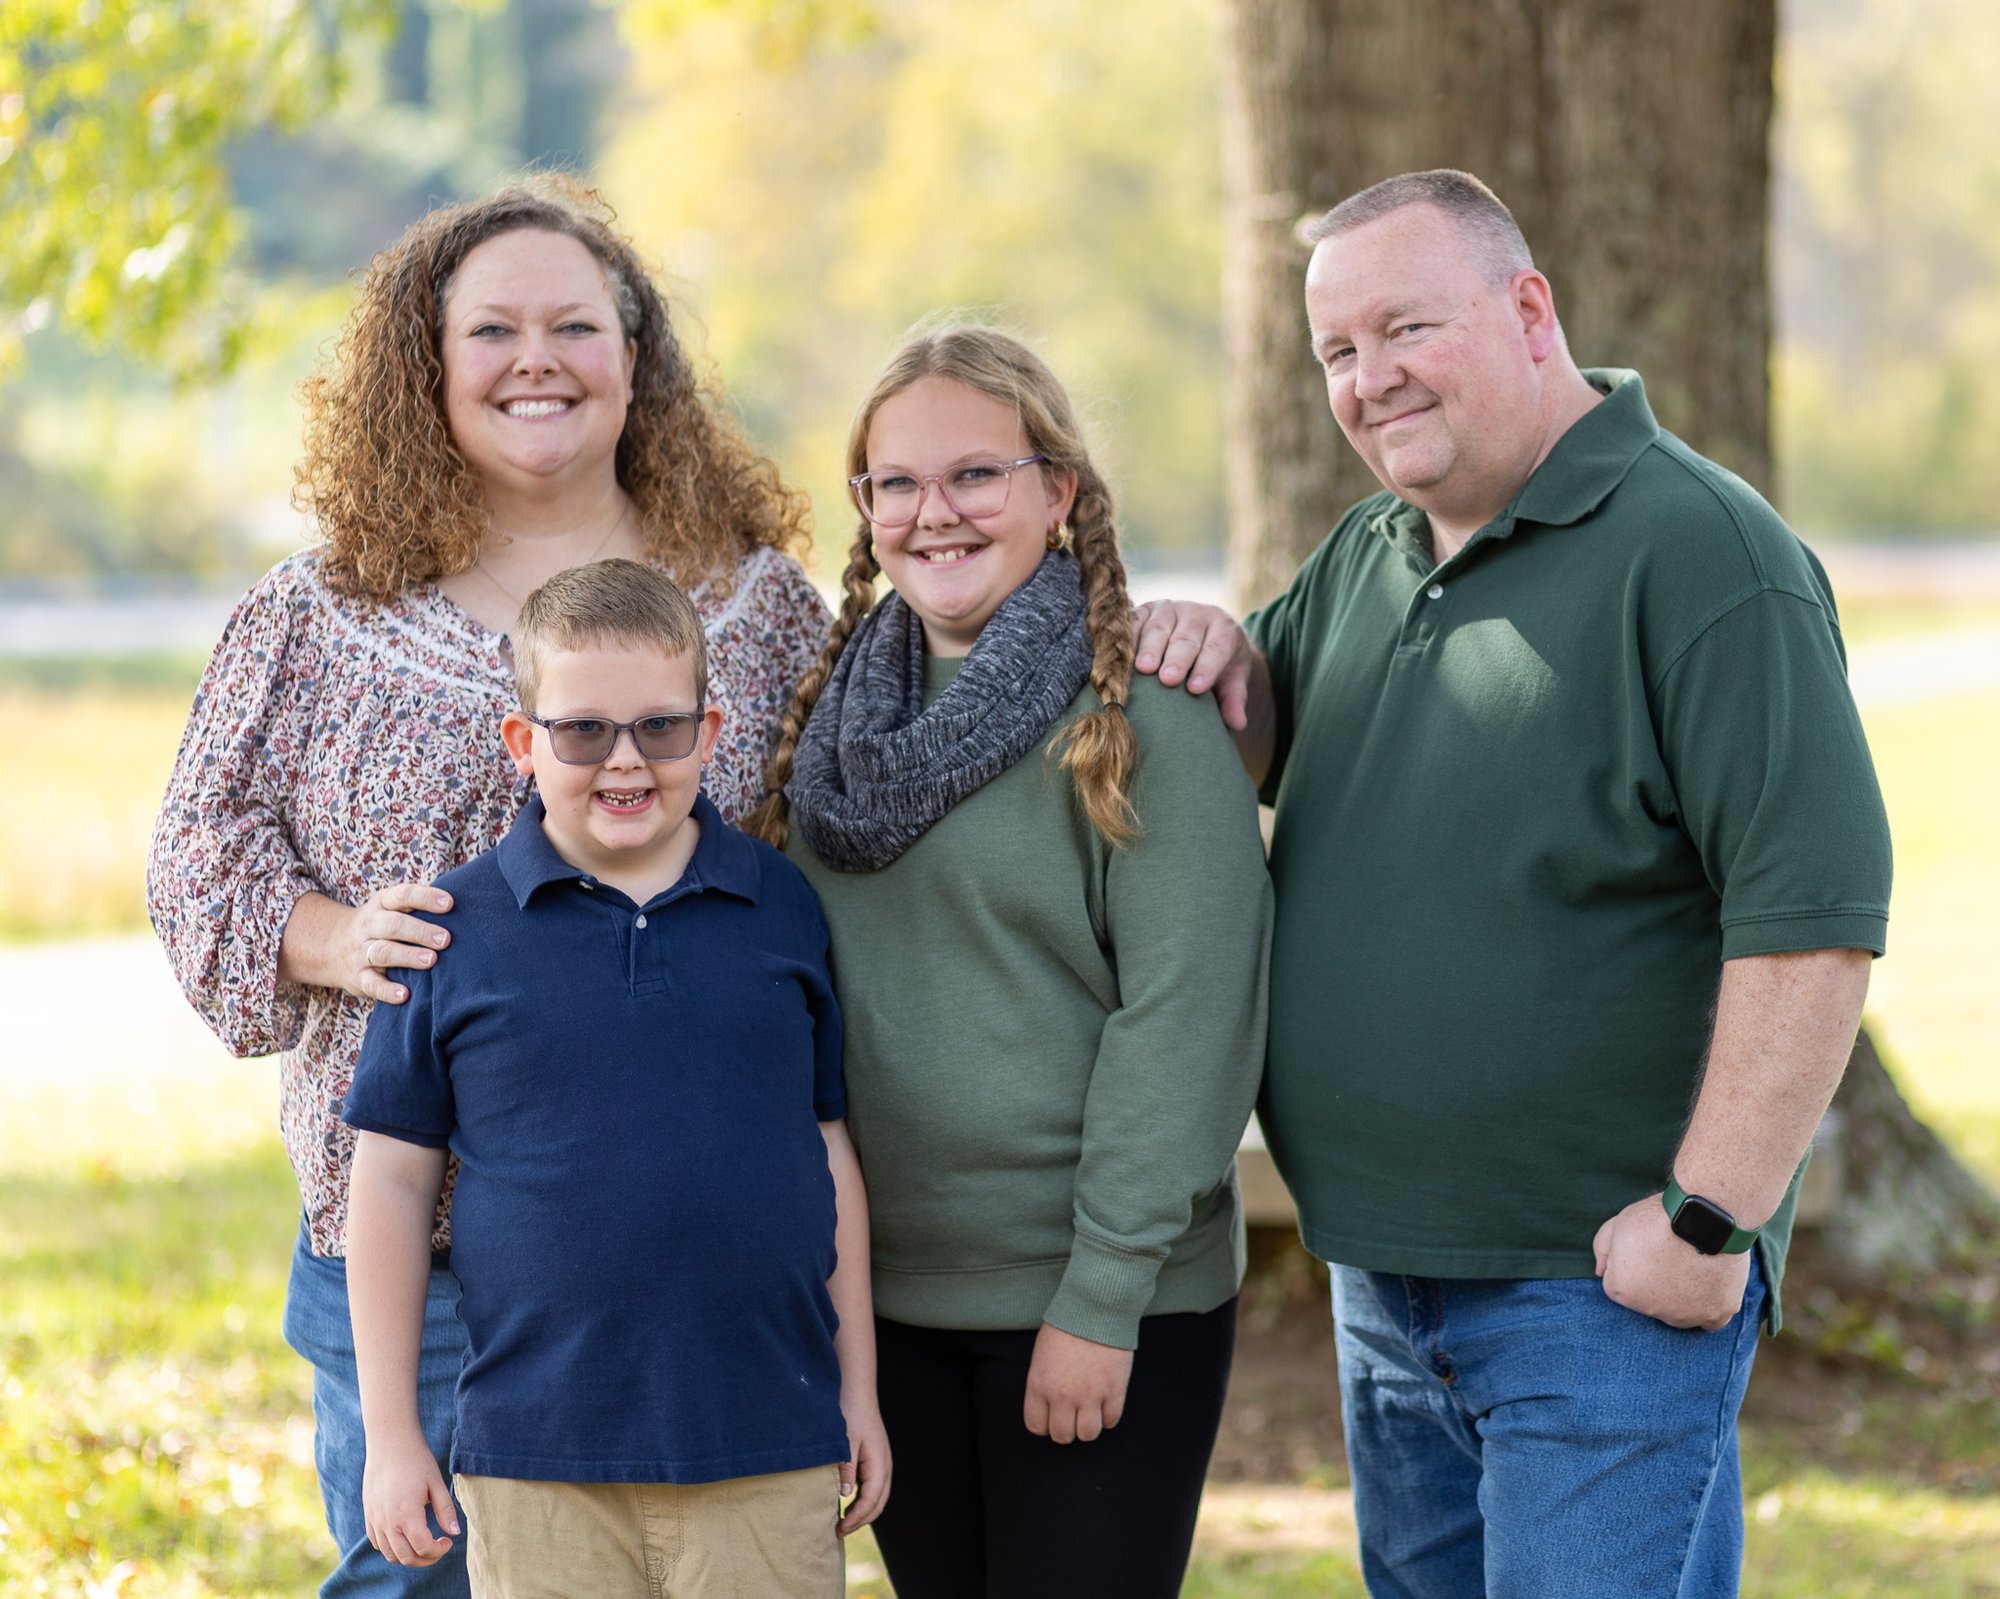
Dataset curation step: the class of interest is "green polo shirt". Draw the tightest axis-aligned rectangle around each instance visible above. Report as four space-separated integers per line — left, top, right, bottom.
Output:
1246 370 1890 1326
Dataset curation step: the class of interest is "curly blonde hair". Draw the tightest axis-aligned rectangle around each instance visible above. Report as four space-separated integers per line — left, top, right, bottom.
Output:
749 324 1138 850
296 174 810 601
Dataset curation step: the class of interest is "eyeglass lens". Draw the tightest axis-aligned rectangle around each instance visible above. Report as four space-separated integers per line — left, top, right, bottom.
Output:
858 461 1021 525
544 714 701 764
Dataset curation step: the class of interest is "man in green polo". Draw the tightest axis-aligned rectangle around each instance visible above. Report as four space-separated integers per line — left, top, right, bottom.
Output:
1135 170 1890 1599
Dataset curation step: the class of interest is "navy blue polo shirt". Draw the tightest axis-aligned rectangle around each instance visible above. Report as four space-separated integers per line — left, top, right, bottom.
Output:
343 792 849 1484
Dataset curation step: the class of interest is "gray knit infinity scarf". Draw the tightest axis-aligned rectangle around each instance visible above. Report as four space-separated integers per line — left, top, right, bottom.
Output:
787 550 1095 872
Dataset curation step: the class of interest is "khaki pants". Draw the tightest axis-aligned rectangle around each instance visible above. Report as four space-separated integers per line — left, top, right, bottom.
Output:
455 1467 844 1599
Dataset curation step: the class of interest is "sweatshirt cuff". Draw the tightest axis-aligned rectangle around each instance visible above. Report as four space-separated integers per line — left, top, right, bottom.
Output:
1041 1232 1165 1351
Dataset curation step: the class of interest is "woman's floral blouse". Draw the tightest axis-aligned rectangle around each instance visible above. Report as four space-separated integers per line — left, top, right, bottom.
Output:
147 544 829 1256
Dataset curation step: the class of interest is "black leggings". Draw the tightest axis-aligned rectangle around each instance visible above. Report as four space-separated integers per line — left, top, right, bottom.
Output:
870 1299 1237 1599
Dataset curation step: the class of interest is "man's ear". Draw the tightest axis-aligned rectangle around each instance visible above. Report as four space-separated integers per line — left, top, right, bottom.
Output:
1513 270 1562 363
500 710 538 778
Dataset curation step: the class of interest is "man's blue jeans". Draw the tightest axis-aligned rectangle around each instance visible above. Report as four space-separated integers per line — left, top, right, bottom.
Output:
1332 1259 1767 1599
281 1215 470 1598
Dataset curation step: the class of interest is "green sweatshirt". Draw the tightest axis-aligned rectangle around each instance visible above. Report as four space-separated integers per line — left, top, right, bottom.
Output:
788 658 1273 1350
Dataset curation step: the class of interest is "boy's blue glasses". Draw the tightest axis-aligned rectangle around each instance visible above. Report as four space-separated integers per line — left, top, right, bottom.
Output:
524 711 704 764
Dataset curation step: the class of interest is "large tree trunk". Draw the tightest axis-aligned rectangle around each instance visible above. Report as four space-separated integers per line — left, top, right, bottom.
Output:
1816 1030 2000 1274
1221 0 1774 603
1220 0 1997 1277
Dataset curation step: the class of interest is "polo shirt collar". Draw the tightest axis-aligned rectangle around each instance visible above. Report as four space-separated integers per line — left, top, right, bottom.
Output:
495 790 762 909
1503 367 1659 530
1368 368 1660 565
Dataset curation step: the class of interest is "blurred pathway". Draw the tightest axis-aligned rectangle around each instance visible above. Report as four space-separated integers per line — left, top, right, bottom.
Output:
2 933 225 1081
0 934 277 1174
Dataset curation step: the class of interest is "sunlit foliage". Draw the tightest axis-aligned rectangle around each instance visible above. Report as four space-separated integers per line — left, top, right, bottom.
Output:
604 0 1227 553
1774 0 2000 532
4 0 1999 550
0 0 402 377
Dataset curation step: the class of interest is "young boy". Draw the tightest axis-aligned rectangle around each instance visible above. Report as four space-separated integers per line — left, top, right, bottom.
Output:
342 559 888 1598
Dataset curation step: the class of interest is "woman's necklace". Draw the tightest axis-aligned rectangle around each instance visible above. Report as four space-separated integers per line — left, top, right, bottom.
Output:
472 500 633 608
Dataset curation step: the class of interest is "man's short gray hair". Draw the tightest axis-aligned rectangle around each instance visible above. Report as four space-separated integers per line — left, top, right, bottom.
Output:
1299 170 1534 286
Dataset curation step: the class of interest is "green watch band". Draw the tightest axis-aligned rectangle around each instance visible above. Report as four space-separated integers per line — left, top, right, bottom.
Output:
1662 1178 1760 1256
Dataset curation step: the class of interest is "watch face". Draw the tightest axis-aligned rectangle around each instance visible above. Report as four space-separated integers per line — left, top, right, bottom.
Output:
1671 1194 1737 1256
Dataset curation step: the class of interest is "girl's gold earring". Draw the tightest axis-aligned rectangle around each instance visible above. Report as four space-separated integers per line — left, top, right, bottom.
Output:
1047 522 1069 552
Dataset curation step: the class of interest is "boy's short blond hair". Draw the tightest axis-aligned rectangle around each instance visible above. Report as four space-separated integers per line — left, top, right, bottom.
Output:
513 559 708 711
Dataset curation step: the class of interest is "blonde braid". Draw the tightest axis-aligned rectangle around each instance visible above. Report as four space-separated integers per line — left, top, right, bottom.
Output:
745 521 881 848
1051 466 1140 847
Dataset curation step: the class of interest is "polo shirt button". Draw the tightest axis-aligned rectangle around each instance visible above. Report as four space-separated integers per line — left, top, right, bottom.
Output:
635 914 648 929
1427 583 1445 600
580 880 594 890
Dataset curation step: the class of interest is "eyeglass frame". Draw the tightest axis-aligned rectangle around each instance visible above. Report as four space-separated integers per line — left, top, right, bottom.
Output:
521 710 707 765
847 454 1047 531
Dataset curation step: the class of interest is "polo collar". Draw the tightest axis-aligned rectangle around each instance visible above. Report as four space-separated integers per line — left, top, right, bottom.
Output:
1503 368 1659 531
1367 368 1661 566
496 790 762 909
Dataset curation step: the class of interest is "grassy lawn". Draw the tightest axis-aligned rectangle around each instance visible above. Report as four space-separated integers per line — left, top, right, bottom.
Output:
3 594 1995 1595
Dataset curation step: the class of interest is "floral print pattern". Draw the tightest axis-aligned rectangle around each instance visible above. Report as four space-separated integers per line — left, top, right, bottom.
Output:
147 544 829 1256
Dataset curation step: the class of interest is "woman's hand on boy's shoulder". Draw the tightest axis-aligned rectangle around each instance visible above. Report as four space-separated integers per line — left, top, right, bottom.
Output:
1023 1323 1135 1446
836 1394 892 1536
362 1428 460 1566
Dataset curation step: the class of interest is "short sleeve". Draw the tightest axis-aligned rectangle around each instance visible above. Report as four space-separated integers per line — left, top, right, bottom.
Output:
802 897 847 1123
342 950 455 1148
1653 588 1892 958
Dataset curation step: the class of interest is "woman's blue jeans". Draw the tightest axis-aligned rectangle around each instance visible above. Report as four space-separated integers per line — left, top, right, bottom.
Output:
281 1215 471 1598
1332 1258 1767 1599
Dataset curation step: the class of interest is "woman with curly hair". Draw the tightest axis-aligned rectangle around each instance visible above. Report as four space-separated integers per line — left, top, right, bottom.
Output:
148 176 827 1596
752 324 1272 1598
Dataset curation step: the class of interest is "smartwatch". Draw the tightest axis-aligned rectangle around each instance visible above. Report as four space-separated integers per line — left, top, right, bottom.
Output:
1662 1177 1759 1256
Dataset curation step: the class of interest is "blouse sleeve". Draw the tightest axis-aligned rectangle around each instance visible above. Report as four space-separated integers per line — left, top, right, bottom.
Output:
146 563 330 1057
704 549 831 824
751 549 832 727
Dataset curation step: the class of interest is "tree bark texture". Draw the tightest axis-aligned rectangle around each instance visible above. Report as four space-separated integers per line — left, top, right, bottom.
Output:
1221 0 1775 606
1818 1027 2000 1275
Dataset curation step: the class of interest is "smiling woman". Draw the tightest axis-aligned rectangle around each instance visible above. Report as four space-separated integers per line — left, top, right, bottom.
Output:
144 175 827 1598
437 230 637 524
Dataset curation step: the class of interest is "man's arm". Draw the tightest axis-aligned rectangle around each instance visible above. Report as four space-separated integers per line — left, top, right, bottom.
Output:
348 1132 458 1565
821 1119 889 1534
1594 947 1871 1329
1131 600 1277 786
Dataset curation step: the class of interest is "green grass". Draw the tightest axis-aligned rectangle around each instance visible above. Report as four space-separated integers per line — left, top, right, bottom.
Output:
0 1149 325 1597
0 683 195 942
6 1128 1991 1598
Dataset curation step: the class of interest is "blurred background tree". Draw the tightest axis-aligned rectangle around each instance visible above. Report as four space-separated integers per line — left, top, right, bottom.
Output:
0 0 623 578
4 0 1997 589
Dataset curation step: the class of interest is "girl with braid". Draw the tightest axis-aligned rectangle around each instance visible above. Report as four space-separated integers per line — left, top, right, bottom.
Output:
750 324 1272 1599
